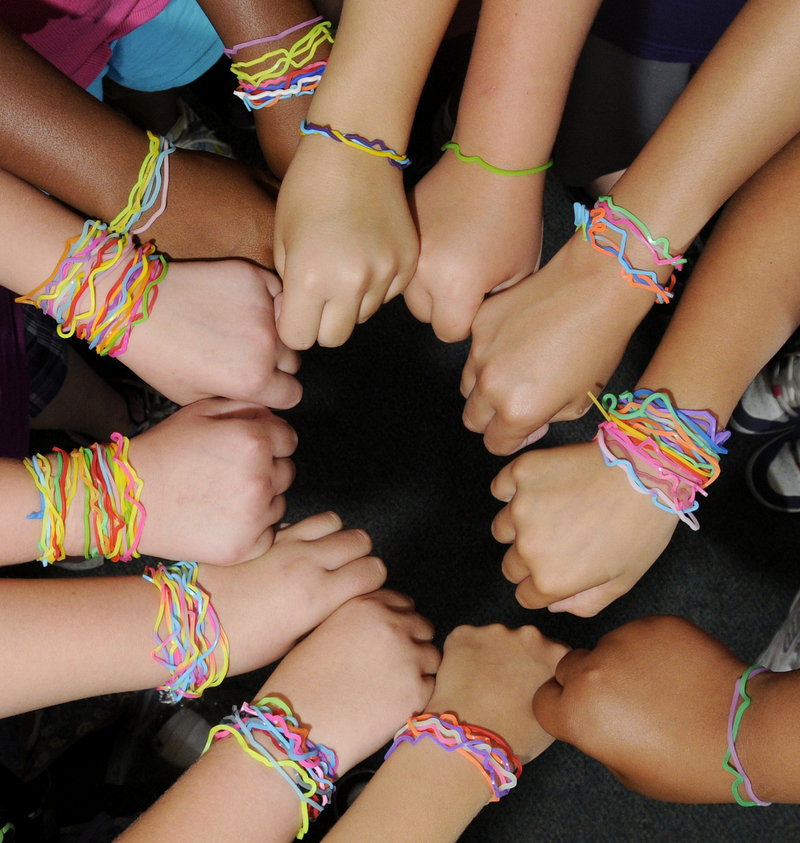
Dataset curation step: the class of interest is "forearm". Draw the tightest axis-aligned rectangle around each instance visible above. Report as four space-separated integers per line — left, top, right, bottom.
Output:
0 168 95 294
0 23 152 225
0 575 163 716
117 731 300 842
198 0 326 177
636 133 800 424
612 0 800 253
454 0 601 165
306 0 459 147
323 740 490 842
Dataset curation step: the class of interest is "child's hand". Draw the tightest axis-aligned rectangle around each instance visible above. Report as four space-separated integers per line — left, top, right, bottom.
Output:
260 589 441 773
461 234 654 455
146 149 279 268
405 152 544 342
123 261 301 410
125 398 297 565
428 624 569 764
197 512 387 673
274 139 418 349
491 441 678 616
533 616 748 802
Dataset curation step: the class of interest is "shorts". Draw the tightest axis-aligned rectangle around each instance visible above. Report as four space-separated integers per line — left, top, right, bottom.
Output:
553 34 692 187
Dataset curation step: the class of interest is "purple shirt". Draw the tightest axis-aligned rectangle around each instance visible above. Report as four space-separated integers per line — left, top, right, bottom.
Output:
0 288 30 459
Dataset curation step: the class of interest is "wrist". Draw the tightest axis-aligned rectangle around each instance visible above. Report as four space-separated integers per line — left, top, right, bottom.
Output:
736 668 800 803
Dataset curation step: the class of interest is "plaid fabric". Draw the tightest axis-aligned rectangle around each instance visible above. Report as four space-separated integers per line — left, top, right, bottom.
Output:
23 307 67 419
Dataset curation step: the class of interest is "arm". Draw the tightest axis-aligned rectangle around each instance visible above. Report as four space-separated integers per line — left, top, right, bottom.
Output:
491 129 800 616
2 167 301 408
405 0 602 341
0 21 278 266
0 513 385 717
534 614 800 804
462 0 800 455
0 398 297 567
324 624 568 842
117 590 441 842
273 0 459 349
197 0 330 178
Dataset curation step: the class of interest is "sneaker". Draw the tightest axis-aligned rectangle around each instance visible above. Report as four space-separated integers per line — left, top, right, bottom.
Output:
758 588 800 671
166 99 234 158
746 428 800 512
731 351 800 434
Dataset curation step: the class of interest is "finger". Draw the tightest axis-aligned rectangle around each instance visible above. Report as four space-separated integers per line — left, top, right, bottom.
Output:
403 280 433 324
327 554 387 599
272 290 284 322
409 613 436 642
264 493 287 527
385 269 412 302
548 581 623 618
263 269 284 300
312 527 374 569
277 288 324 350
514 576 551 610
552 647 592 687
460 355 477 400
273 236 287 278
531 677 566 736
357 288 385 325
430 295 475 343
246 524 277 562
265 417 299 458
372 588 415 611
462 389 496 435
275 343 301 375
483 413 543 456
520 424 550 448
261 370 303 411
317 298 361 348
270 456 296 496
490 460 521 502
500 545 531 585
490 504 516 544
418 641 443 675
279 511 344 542
192 396 278 420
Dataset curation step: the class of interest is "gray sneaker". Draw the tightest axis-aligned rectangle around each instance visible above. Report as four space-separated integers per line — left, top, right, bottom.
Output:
758 588 800 671
731 351 800 434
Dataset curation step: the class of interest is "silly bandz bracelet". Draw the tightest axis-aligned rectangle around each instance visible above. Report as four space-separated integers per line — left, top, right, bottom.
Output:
23 434 145 565
108 130 175 236
17 220 167 358
441 141 552 176
204 697 338 839
229 21 333 88
574 199 681 304
592 389 729 530
144 560 229 702
299 119 411 169
385 712 521 802
723 665 772 807
224 16 325 57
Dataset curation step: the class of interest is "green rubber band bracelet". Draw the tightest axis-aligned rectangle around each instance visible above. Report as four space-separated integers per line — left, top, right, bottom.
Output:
441 141 553 176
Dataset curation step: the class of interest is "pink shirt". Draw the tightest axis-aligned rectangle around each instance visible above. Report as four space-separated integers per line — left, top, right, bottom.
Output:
0 0 170 87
